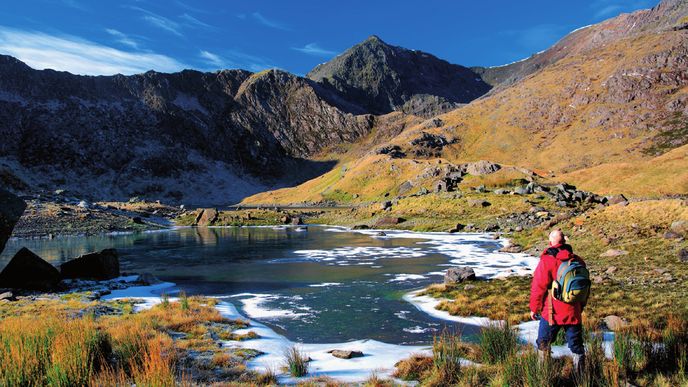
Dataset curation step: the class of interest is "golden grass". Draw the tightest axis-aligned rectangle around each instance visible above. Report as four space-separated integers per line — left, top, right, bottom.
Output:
0 295 257 386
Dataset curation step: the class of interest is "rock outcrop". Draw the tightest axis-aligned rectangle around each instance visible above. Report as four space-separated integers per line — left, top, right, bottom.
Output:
0 188 26 254
0 247 60 290
60 249 120 280
444 267 476 284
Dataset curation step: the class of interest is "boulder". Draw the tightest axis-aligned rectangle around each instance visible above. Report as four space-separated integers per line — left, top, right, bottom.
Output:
352 225 370 230
135 272 162 285
60 249 120 280
375 217 405 226
514 186 529 195
291 217 304 225
195 208 219 226
381 201 392 210
603 315 628 331
280 215 291 224
605 194 628 206
0 248 60 290
466 160 501 176
499 244 523 253
0 291 14 301
444 267 476 284
328 350 364 359
448 223 465 233
468 199 491 208
670 220 688 236
376 231 387 236
679 248 688 263
600 249 628 258
662 231 682 239
0 188 26 254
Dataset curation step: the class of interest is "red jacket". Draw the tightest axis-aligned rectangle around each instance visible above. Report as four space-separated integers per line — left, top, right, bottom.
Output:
529 243 584 325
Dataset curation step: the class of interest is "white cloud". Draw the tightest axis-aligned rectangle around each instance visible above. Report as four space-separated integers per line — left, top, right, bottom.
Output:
291 43 336 57
180 13 213 29
143 14 182 36
251 12 289 30
105 28 139 49
125 5 183 37
0 26 186 75
199 50 223 67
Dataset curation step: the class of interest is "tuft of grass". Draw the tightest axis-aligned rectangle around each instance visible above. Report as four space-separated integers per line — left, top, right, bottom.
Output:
479 321 518 364
179 291 190 312
392 354 433 381
503 349 561 387
426 329 463 386
284 346 309 377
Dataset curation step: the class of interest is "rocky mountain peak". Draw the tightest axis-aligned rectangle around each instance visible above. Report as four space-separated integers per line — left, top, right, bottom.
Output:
307 36 491 117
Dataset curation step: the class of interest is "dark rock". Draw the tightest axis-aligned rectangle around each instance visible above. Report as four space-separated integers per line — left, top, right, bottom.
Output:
376 145 406 158
291 217 304 225
328 350 364 359
679 248 688 263
352 225 370 230
132 216 144 224
195 208 219 226
466 160 501 176
376 231 387 236
606 194 628 206
0 247 60 290
448 223 465 233
381 201 392 210
444 266 476 284
663 231 682 239
60 249 120 280
280 215 291 224
136 272 162 285
468 199 491 208
0 188 26 254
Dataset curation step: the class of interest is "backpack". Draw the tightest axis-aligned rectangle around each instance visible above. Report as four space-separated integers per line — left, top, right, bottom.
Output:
548 247 591 305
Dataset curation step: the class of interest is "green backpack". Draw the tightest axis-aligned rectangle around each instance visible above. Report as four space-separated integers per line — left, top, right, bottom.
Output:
550 251 591 305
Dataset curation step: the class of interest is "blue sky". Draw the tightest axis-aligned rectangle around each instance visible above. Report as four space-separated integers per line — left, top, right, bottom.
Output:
0 0 658 76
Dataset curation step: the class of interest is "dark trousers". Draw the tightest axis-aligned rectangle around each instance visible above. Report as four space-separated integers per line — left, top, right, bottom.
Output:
536 317 584 355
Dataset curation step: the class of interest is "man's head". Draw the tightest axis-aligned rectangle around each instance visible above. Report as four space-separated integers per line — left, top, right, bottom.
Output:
549 229 565 246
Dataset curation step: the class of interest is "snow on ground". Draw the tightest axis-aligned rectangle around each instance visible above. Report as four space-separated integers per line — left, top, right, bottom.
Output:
104 281 432 383
216 302 431 383
404 289 615 359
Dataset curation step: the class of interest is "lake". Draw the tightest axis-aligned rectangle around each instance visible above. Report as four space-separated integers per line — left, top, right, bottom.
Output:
1 225 537 345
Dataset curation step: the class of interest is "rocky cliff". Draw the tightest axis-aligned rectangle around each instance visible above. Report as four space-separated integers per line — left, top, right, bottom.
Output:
0 56 375 204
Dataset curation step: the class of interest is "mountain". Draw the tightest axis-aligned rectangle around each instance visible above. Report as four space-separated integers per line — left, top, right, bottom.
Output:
0 56 377 204
243 0 688 204
476 0 688 89
307 35 491 117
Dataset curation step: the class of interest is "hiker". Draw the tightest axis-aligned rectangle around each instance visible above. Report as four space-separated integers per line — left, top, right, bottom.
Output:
529 229 590 371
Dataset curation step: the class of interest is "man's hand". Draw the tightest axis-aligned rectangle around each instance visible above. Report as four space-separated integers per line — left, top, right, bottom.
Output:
530 311 539 321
